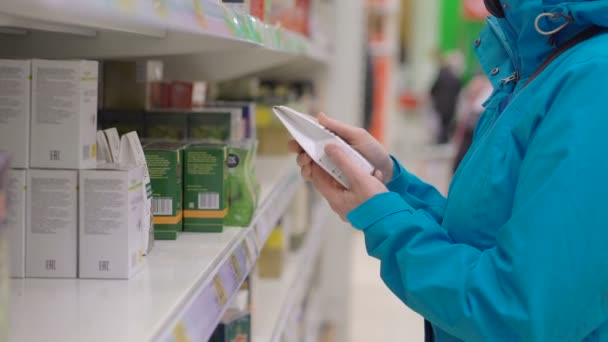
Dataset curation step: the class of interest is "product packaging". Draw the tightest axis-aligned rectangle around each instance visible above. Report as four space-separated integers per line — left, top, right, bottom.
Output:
119 132 154 255
183 144 228 233
207 101 257 140
209 309 251 342
79 165 145 279
0 59 31 169
0 152 9 342
225 141 259 227
26 169 78 278
258 225 285 278
144 112 189 143
250 0 265 20
188 108 244 143
144 142 184 240
102 60 164 110
30 59 98 169
7 169 26 278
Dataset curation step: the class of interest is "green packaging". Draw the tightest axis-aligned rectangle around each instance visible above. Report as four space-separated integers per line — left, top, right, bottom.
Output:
144 112 189 142
144 142 185 240
225 141 259 227
209 309 251 342
188 109 243 143
183 144 228 233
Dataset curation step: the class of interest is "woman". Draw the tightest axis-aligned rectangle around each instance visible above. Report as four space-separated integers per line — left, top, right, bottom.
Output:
288 0 608 340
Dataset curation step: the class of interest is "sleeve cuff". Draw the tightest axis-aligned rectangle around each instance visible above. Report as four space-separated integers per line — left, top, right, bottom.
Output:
386 156 409 193
347 192 413 230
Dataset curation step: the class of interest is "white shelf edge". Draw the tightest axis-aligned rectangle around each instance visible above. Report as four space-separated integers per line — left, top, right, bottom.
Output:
153 162 302 342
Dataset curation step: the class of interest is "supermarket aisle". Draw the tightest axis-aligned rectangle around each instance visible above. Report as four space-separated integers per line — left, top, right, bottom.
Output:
348 111 453 341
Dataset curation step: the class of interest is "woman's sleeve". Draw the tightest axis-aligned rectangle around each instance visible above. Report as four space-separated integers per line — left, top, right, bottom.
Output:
386 157 447 224
348 59 608 341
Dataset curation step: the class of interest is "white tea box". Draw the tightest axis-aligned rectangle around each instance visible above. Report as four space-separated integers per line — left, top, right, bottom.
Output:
0 60 31 168
7 169 26 278
26 169 77 278
30 59 98 169
79 165 145 279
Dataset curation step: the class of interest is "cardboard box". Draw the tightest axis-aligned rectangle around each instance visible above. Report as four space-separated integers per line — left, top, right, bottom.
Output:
30 59 98 169
0 60 31 169
258 227 285 279
210 309 251 342
183 144 227 233
26 169 77 278
144 142 184 240
7 169 26 278
79 165 145 279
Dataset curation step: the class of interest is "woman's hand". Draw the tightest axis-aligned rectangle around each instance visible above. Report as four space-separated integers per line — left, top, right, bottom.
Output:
297 143 388 221
291 113 394 182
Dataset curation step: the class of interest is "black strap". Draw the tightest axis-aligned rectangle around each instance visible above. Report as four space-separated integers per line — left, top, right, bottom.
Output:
524 26 606 88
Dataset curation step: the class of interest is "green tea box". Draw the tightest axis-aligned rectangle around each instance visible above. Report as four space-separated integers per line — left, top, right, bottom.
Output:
183 144 228 233
144 112 189 142
144 142 184 240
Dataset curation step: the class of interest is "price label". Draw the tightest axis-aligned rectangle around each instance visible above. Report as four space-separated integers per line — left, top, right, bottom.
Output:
213 275 228 306
173 321 190 342
230 253 243 280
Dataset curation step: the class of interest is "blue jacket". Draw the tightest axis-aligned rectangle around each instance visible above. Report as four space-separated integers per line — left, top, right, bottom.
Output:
347 1 608 341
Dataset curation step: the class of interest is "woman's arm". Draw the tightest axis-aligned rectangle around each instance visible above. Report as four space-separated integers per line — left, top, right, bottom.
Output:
386 157 446 224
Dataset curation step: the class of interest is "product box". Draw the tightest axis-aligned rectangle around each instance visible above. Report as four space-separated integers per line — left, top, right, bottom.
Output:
79 165 145 279
119 132 154 255
144 142 184 240
183 144 227 233
207 101 257 140
209 309 251 342
0 60 31 169
102 60 163 110
188 108 243 143
26 169 77 278
225 142 259 227
144 112 189 143
30 59 98 169
7 169 26 278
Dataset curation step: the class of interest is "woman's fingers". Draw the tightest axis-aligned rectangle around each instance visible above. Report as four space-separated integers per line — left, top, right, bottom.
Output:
297 152 312 167
318 112 364 142
301 164 312 180
287 140 304 153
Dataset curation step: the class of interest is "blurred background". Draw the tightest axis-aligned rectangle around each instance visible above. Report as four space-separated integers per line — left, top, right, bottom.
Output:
0 0 490 341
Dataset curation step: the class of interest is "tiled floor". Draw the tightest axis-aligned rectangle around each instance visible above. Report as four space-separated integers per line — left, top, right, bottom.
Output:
348 111 453 342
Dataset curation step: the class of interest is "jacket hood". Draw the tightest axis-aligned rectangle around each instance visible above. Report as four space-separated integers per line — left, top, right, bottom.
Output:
493 0 608 78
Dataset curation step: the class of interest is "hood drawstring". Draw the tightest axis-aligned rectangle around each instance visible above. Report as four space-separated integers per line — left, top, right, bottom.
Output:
535 12 573 45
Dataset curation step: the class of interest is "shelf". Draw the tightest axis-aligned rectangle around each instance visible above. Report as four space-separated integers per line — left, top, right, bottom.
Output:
0 0 329 81
253 201 330 342
9 156 302 342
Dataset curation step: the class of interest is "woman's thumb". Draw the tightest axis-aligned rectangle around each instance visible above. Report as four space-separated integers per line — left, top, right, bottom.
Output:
318 113 359 141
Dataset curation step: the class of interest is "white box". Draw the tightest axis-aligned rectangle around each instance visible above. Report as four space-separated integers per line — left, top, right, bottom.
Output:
26 169 77 278
79 165 145 279
0 60 31 169
30 59 98 169
7 169 26 278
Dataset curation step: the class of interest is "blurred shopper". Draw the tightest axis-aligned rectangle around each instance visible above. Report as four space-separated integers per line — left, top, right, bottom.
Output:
452 74 493 172
430 51 464 144
290 0 608 340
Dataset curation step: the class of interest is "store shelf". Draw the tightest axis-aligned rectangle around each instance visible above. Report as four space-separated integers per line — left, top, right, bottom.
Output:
0 0 328 80
9 157 302 342
253 201 330 342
